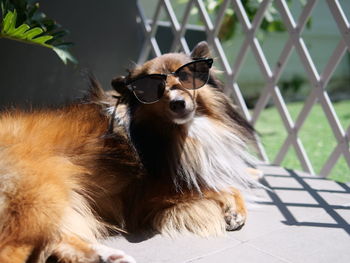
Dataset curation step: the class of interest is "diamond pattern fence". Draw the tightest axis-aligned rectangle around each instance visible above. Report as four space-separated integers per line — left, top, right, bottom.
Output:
136 0 350 178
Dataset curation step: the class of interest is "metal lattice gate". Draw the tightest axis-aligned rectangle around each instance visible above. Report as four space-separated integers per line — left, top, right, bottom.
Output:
136 0 350 178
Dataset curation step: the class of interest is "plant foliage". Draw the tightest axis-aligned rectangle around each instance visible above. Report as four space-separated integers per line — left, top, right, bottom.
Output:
188 0 311 42
0 0 76 64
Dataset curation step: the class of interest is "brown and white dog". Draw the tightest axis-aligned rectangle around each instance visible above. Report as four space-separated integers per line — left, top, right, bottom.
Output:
0 42 259 263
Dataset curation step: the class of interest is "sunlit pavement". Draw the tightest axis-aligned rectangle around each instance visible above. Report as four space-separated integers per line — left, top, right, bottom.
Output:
104 165 350 263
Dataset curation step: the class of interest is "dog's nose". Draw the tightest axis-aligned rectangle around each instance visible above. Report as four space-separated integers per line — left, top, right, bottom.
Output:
169 99 186 113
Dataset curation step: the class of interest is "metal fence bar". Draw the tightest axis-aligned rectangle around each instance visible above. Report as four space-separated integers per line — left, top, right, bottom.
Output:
213 0 230 37
195 0 214 33
274 24 345 167
136 0 350 177
251 0 316 126
327 0 350 45
211 0 232 75
136 0 154 64
272 86 314 174
321 126 350 176
169 0 193 53
137 0 163 63
163 0 180 32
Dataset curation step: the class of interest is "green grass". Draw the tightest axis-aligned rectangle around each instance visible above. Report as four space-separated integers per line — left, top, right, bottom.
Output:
255 100 350 182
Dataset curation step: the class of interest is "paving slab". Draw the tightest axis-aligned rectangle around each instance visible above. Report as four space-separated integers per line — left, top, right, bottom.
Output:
104 166 350 263
263 175 304 189
227 203 287 242
334 209 350 224
303 177 346 191
247 225 350 263
103 235 240 263
187 243 288 263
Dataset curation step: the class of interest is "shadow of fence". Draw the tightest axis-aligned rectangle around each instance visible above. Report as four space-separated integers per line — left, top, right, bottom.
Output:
259 166 350 235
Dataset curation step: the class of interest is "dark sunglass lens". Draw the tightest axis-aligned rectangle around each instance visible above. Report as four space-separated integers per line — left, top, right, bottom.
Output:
178 61 210 89
131 76 165 103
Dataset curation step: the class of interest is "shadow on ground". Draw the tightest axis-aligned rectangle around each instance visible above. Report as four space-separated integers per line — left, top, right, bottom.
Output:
259 167 350 235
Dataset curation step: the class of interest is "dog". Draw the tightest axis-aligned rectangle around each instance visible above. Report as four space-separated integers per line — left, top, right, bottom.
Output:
0 41 259 263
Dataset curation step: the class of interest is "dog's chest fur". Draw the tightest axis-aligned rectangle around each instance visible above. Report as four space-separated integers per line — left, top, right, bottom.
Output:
114 109 257 192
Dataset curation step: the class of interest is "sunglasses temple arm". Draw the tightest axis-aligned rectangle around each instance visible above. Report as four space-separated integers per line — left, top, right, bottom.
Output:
193 63 196 89
125 84 133 92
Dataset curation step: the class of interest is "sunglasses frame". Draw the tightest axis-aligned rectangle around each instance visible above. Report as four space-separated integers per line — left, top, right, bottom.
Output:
125 58 213 104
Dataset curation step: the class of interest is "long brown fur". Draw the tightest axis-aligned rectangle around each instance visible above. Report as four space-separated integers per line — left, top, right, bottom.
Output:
0 42 257 262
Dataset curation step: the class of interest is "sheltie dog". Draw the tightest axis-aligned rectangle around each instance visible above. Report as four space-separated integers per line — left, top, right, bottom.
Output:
0 42 259 263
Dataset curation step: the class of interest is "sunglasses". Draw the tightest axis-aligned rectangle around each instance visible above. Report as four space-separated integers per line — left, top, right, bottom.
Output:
125 58 213 104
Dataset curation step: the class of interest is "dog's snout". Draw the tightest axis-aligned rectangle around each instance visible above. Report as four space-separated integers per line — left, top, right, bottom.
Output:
169 99 186 113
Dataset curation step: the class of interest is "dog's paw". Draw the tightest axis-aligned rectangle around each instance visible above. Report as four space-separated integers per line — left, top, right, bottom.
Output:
91 244 136 263
224 209 246 231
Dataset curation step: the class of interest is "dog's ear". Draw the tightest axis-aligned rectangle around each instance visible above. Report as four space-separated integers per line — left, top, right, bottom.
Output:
111 76 129 95
191 41 211 58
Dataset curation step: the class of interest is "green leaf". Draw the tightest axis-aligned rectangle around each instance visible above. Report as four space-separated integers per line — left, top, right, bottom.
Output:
23 26 42 39
7 10 17 33
53 47 77 65
31 34 53 45
11 23 30 36
306 17 312 29
51 30 68 39
2 10 14 32
1 11 48 44
0 7 76 64
0 1 76 65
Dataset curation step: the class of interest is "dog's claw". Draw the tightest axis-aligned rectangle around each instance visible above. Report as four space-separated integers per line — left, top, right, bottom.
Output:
224 210 246 231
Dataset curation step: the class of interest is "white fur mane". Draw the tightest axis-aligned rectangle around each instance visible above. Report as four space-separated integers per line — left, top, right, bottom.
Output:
178 116 260 192
108 106 260 192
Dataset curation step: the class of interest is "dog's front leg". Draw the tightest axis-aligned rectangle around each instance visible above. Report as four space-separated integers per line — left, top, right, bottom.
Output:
149 188 247 237
204 188 247 231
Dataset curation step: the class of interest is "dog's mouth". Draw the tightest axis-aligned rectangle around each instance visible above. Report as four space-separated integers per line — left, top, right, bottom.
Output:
169 108 195 125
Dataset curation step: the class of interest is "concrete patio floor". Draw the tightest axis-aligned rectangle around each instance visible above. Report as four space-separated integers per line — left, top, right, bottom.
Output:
104 165 350 263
